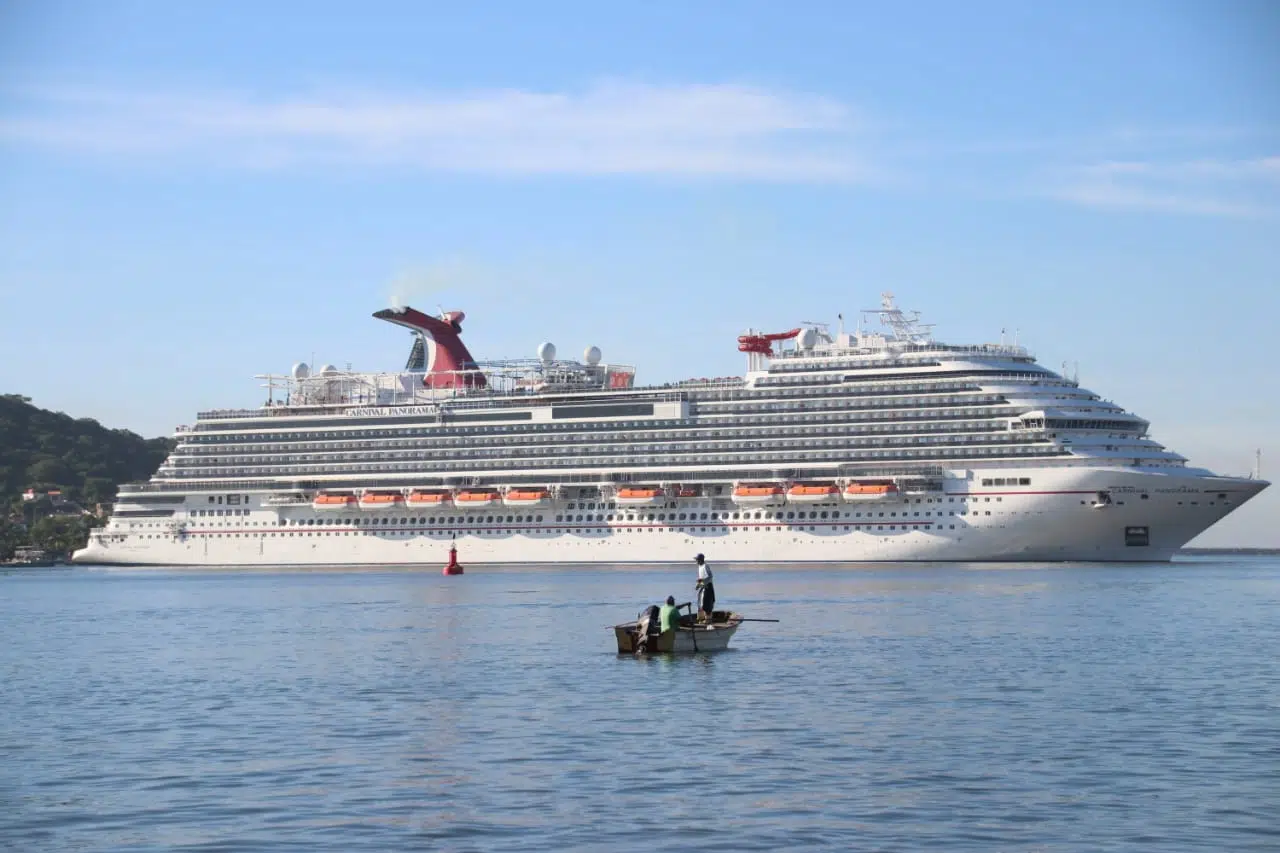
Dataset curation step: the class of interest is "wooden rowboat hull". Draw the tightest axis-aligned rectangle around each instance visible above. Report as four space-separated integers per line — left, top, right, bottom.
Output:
614 613 742 654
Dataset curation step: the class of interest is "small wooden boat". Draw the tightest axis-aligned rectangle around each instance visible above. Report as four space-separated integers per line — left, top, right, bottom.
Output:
613 609 744 654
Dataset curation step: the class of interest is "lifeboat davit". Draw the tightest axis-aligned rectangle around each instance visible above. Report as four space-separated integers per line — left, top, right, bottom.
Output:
842 482 899 501
731 483 785 506
313 493 356 512
406 490 452 510
455 489 501 508
786 483 840 504
504 488 550 508
359 491 405 511
615 487 666 507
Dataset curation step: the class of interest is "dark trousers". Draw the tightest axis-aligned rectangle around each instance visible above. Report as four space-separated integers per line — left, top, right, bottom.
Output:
698 583 716 614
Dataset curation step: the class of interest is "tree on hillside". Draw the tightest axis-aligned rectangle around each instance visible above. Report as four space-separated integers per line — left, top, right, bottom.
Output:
1 395 175 555
28 516 100 555
0 394 174 507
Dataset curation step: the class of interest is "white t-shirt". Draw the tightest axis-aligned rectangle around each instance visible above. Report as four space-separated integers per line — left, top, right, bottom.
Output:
697 563 713 583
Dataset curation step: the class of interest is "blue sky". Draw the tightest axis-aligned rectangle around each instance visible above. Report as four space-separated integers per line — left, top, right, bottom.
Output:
0 1 1276 544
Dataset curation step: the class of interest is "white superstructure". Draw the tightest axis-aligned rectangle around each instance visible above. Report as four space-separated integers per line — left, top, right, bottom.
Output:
74 295 1267 566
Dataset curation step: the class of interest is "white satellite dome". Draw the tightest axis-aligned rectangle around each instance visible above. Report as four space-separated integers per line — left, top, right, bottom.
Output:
583 345 602 366
319 364 339 376
798 328 818 351
291 362 311 380
537 342 557 363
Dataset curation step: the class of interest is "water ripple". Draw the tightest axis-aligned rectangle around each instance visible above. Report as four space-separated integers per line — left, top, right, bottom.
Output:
1 558 1278 851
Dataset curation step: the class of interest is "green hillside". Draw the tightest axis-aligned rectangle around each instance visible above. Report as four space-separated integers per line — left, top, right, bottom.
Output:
1 394 174 558
1 394 174 505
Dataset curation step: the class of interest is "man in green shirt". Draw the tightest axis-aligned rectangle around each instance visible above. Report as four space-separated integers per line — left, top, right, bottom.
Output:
659 595 682 634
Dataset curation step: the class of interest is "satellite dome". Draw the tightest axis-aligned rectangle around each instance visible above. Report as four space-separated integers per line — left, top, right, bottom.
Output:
537 342 557 363
291 362 311 380
584 345 602 366
320 364 339 376
798 328 818 350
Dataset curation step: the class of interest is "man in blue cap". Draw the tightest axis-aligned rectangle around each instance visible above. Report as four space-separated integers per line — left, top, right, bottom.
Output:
694 553 715 622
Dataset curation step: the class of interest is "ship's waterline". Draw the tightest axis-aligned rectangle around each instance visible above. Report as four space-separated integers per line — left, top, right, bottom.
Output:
75 295 1267 566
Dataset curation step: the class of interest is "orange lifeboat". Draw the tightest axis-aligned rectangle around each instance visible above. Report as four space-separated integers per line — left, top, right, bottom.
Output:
786 483 840 504
406 490 451 510
455 489 501 508
504 488 550 508
842 482 899 501
675 486 700 498
616 487 666 507
731 483 785 506
359 491 405 511
312 493 356 512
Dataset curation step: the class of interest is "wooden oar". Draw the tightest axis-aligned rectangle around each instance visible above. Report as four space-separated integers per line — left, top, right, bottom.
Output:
682 602 698 652
738 618 780 623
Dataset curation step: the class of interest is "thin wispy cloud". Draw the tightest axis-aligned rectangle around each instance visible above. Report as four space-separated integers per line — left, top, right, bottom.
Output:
1047 157 1280 217
1 81 1275 216
0 82 872 181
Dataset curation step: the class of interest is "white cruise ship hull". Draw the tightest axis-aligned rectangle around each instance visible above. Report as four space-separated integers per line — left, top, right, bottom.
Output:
73 468 1267 567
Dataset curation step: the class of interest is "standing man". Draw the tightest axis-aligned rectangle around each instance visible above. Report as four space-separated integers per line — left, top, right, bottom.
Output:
694 553 715 622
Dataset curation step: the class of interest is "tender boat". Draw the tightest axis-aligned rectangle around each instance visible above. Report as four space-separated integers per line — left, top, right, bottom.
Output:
842 482 899 501
615 486 666 507
313 493 357 512
455 489 501 508
359 491 404 510
731 482 785 506
503 488 551 508
613 608 744 654
406 490 451 509
786 483 840 504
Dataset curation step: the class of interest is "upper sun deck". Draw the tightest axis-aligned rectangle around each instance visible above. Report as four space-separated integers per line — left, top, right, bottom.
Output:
190 294 1037 427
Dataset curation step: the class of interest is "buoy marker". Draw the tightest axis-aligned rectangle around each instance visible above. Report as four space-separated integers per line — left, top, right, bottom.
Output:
443 541 463 575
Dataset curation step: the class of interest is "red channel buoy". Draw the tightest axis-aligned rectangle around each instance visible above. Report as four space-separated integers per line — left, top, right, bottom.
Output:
443 542 464 575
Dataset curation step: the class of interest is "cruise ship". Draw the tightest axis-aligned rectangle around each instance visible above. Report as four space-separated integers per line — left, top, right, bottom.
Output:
74 294 1267 566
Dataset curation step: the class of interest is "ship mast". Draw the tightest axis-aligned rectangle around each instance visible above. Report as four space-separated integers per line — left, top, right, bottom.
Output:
862 292 934 344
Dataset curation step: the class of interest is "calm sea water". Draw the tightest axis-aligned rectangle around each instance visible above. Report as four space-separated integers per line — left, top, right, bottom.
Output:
2 557 1278 852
